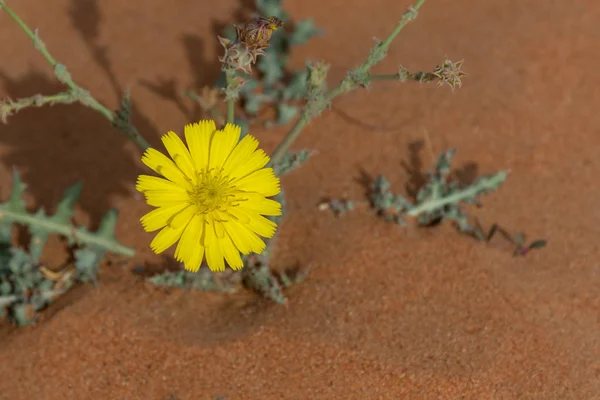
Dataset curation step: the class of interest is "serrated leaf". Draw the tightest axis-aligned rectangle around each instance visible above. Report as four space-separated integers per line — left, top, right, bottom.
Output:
256 0 288 19
282 71 308 101
0 281 11 295
97 209 118 241
75 246 102 272
74 245 104 283
12 303 33 326
8 248 30 273
275 103 298 125
273 149 312 176
407 170 508 217
243 95 264 115
289 19 322 45
258 53 284 88
1 169 27 215
0 223 11 264
51 182 82 225
239 78 260 96
0 223 10 244
73 209 119 281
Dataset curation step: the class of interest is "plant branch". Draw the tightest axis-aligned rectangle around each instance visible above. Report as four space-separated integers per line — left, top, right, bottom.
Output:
0 208 135 257
0 1 150 151
0 92 77 123
268 0 425 167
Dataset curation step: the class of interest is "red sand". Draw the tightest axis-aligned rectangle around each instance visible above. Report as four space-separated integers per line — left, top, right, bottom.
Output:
0 0 599 398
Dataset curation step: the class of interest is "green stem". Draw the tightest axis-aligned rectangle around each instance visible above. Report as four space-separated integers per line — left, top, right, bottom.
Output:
0 208 135 257
0 2 61 76
367 73 401 82
269 0 425 166
225 69 236 124
406 171 509 217
358 0 425 74
0 1 150 151
268 113 311 168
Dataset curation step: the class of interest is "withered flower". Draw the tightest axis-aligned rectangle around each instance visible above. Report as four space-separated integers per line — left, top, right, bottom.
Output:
432 59 466 91
218 16 284 74
235 16 284 50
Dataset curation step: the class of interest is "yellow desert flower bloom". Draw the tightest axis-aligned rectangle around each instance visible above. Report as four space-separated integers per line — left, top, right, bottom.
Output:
136 120 282 272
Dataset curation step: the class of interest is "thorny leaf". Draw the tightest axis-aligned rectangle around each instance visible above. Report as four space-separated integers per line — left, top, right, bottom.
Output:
371 148 507 237
289 19 322 45
272 149 313 176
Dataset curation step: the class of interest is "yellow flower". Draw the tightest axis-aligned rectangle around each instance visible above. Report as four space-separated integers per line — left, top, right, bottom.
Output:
136 120 282 272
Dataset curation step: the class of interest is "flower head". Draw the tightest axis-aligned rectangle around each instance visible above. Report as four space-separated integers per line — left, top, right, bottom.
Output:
136 120 282 272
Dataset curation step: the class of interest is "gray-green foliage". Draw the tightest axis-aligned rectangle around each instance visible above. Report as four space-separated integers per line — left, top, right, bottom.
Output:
219 0 322 126
0 170 134 325
371 148 508 239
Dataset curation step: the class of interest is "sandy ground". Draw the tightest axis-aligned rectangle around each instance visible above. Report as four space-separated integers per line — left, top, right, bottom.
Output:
0 0 599 398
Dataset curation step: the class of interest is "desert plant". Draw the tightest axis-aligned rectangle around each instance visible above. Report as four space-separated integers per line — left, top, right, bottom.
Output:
370 148 508 237
0 0 523 312
0 170 133 325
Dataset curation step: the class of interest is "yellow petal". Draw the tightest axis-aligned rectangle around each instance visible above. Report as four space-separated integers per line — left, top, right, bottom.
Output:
229 207 277 238
184 246 205 272
223 218 266 255
168 204 195 229
185 120 216 172
241 193 282 216
222 134 259 176
136 175 181 193
205 221 225 272
140 203 189 232
227 148 269 181
141 148 191 190
144 189 189 207
149 223 186 254
234 168 280 197
174 213 204 264
209 123 241 170
161 131 196 180
220 233 244 270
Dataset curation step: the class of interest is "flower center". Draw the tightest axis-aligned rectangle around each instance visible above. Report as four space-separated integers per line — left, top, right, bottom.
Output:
189 168 237 214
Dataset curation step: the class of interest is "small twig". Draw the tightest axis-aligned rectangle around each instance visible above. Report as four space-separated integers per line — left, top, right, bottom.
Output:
268 0 426 167
0 92 77 123
0 1 150 151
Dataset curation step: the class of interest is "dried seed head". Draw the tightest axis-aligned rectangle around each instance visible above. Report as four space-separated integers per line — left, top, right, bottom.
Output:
432 59 466 91
218 16 283 74
235 16 283 50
